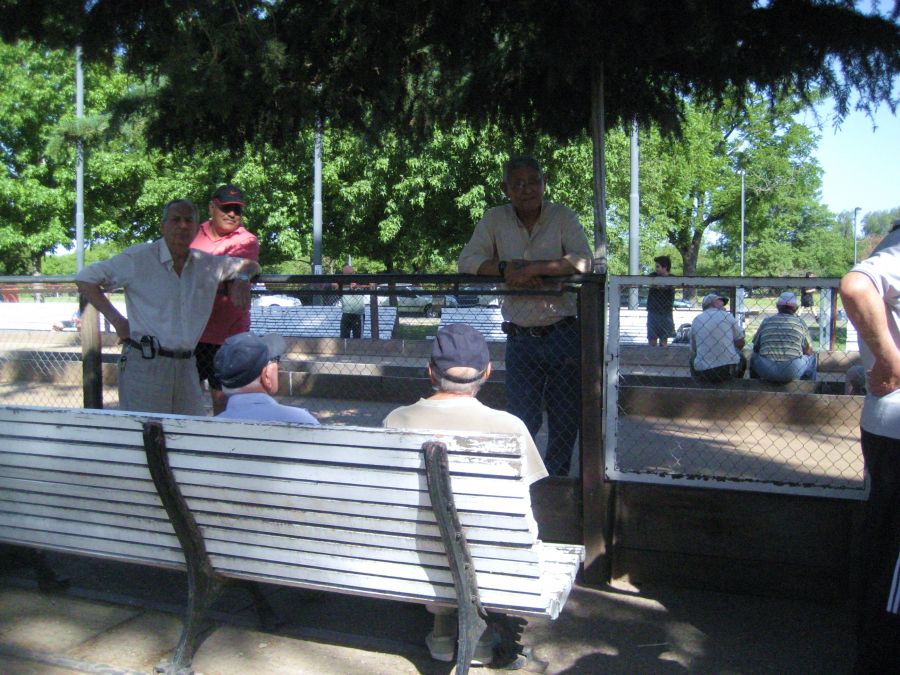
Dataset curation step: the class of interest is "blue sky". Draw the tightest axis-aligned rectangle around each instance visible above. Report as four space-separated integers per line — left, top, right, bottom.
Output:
804 101 899 223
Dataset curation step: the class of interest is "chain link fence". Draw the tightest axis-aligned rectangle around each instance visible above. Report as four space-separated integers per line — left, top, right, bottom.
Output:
0 274 590 478
1 274 867 496
606 276 865 498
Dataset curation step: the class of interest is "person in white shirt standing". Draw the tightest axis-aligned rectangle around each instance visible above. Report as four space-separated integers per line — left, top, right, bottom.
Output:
840 218 900 671
76 200 260 415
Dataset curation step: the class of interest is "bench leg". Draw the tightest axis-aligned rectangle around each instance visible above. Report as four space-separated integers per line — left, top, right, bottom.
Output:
423 441 488 675
144 421 223 675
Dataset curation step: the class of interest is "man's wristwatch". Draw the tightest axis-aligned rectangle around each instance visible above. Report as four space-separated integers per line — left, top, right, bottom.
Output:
498 260 508 279
236 273 251 282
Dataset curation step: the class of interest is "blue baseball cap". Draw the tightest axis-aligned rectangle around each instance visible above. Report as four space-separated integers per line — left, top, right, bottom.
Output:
430 324 489 382
214 332 286 388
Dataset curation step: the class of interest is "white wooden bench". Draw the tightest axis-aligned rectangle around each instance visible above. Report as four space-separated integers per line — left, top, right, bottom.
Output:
0 405 583 674
439 307 505 342
251 305 397 339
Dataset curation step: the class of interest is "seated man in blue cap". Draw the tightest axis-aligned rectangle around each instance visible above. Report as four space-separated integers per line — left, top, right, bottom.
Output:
213 332 318 424
383 323 547 668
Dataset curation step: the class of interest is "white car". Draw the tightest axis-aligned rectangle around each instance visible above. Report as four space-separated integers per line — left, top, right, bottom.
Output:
255 294 304 308
377 284 440 317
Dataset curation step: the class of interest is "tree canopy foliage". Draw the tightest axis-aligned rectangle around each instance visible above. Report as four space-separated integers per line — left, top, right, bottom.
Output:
1 38 891 280
2 1 897 151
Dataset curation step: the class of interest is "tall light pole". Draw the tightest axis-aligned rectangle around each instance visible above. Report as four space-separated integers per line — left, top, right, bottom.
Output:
853 207 861 264
739 170 746 276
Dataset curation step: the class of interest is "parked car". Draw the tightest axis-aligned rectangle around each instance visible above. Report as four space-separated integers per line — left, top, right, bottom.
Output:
452 284 501 308
256 294 304 308
377 284 439 317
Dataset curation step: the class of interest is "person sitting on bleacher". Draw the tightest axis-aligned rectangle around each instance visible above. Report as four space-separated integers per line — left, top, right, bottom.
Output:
214 332 318 424
690 293 747 383
749 292 817 383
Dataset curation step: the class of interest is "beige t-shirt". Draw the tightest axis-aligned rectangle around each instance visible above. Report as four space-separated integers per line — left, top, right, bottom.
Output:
382 397 548 485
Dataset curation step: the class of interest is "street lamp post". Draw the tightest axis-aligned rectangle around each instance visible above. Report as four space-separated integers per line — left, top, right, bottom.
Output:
739 170 745 276
853 207 861 264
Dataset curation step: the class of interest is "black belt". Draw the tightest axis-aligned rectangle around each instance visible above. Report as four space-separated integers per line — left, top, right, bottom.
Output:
124 338 194 360
501 316 576 338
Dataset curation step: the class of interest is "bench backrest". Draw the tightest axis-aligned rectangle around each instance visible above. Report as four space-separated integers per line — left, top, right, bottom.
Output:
0 406 182 568
251 306 397 339
440 307 505 342
0 405 582 618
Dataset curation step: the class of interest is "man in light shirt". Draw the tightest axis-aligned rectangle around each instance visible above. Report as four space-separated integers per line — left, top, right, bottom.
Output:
214 332 318 425
690 293 747 383
839 217 900 671
76 200 260 415
457 156 592 477
383 323 546 667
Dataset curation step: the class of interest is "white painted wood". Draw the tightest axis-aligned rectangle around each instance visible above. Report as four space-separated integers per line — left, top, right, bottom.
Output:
440 307 505 342
251 306 397 340
0 404 584 620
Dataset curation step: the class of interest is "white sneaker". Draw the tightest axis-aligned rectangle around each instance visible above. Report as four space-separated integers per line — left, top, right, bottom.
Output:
425 629 497 665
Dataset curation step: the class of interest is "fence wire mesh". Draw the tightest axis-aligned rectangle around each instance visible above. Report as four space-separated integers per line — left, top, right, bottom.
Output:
0 275 585 477
0 279 89 408
606 276 865 498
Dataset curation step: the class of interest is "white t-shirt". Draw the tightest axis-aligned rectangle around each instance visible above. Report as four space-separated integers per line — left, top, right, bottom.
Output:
850 227 900 439
382 397 549 485
690 308 744 371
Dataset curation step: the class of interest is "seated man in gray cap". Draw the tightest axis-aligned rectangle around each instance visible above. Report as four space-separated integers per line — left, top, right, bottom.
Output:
214 332 318 424
383 323 547 668
690 292 747 383
750 291 817 383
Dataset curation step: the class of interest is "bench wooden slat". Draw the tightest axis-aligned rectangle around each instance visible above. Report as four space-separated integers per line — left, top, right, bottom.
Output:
0 524 182 567
0 487 170 520
177 484 527 530
203 531 539 576
177 470 529 514
193 508 537 546
0 476 164 507
214 556 550 613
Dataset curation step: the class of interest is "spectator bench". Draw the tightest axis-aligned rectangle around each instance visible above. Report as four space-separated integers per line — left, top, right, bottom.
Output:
0 405 583 675
618 344 860 387
250 305 397 340
440 307 505 341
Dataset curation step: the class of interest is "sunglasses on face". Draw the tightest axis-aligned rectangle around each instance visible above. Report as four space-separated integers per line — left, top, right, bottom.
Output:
215 202 243 216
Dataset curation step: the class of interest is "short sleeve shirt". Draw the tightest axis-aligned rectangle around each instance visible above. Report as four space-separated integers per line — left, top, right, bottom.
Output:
457 201 593 326
850 227 900 439
382 397 548 485
691 308 744 371
75 239 247 351
191 221 260 344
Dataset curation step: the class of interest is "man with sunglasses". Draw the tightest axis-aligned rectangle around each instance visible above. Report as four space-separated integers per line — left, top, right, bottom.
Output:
214 332 318 424
192 184 260 414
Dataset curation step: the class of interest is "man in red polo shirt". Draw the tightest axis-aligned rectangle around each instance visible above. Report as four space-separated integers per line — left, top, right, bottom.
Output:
191 184 260 414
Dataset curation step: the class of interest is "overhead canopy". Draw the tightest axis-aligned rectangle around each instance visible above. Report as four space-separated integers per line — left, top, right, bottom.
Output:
2 1 897 150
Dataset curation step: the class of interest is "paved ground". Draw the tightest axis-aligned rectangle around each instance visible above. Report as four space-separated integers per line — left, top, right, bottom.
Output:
0 550 855 674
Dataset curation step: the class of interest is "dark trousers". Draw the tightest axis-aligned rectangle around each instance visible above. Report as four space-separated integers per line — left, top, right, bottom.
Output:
341 313 362 339
855 429 900 673
505 319 580 477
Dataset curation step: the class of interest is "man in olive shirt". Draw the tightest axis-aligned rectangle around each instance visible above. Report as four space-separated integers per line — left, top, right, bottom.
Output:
458 156 592 476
